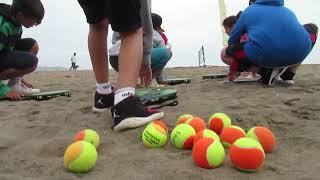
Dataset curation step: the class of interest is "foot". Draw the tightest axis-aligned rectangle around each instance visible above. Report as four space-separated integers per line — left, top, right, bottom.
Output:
9 83 40 95
112 96 165 131
92 91 114 113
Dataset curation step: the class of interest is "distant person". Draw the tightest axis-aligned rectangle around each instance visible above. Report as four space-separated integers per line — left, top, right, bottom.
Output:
226 0 318 84
0 0 44 100
77 0 164 131
70 52 79 71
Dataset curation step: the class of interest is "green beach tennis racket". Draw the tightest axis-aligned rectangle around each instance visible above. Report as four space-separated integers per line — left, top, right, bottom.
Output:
0 90 71 101
136 88 178 106
163 78 191 85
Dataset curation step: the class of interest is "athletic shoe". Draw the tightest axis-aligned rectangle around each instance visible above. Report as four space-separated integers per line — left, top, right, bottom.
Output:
112 96 165 131
92 91 114 113
10 83 40 95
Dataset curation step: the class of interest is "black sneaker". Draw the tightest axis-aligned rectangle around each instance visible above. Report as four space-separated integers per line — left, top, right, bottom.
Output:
259 67 273 85
92 91 114 113
111 96 165 131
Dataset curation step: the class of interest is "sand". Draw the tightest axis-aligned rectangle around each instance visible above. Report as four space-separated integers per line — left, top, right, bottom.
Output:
0 65 319 180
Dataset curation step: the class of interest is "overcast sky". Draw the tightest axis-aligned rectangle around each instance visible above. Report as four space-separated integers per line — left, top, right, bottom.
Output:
3 0 320 69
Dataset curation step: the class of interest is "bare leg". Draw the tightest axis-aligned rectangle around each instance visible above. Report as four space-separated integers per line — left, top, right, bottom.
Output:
88 18 109 83
117 28 143 89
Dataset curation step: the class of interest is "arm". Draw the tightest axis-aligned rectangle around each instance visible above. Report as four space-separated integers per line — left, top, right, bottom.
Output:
228 11 247 45
140 0 152 65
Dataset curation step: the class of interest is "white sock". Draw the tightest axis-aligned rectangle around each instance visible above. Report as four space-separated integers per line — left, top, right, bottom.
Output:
96 82 112 94
114 87 135 105
7 77 23 86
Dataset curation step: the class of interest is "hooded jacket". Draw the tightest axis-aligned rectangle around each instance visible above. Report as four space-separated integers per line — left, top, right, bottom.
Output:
228 0 312 67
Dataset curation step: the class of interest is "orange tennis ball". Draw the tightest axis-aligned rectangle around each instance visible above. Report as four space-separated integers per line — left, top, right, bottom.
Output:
220 126 246 148
192 138 225 169
171 124 196 149
208 113 231 135
64 141 97 173
247 126 276 153
230 137 265 172
74 129 100 149
177 116 206 133
176 114 193 125
193 129 220 145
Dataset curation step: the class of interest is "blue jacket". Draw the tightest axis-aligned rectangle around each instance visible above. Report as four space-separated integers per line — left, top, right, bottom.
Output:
228 0 312 67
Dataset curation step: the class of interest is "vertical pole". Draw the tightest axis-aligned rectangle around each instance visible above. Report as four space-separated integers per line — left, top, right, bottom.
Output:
202 46 206 67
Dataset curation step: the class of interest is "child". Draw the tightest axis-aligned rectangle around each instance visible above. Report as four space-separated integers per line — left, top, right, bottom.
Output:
77 0 164 131
0 0 44 100
220 16 237 66
227 0 318 83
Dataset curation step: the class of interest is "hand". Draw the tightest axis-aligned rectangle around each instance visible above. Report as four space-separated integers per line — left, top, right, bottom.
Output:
21 79 33 88
140 64 152 87
227 70 238 81
6 90 23 101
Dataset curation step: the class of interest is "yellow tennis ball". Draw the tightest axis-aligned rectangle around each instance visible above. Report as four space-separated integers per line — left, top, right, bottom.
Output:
220 125 246 148
230 137 265 172
74 129 100 149
193 129 220 145
246 126 276 153
64 141 97 173
142 120 168 148
171 124 196 149
208 113 232 135
192 138 225 169
176 114 193 125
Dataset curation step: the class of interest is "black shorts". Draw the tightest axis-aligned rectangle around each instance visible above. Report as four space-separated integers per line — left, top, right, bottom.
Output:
77 0 141 32
0 38 38 71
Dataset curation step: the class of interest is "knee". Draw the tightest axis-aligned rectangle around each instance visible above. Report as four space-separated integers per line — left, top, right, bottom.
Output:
31 42 39 55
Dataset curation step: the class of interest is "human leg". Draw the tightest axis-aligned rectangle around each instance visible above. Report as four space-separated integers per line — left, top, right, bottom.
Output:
77 0 114 112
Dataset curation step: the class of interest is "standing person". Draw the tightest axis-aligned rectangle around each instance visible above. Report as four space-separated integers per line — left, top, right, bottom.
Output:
0 0 44 100
70 52 77 71
226 0 317 84
77 0 164 131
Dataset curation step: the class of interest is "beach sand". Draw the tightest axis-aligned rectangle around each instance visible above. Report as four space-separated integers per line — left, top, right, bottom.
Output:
0 65 319 180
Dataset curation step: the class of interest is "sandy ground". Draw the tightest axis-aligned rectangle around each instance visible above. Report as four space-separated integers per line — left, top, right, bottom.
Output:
0 65 319 180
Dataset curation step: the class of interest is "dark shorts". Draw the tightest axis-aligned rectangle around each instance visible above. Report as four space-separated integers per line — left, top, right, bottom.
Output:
77 0 141 32
0 38 38 71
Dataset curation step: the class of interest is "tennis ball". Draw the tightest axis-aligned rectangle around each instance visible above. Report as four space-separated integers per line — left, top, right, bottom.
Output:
142 120 168 148
208 113 232 135
230 137 265 172
177 116 207 133
171 124 196 149
176 114 193 125
220 125 246 148
64 141 97 173
74 129 100 149
193 129 220 145
247 126 276 153
192 138 225 169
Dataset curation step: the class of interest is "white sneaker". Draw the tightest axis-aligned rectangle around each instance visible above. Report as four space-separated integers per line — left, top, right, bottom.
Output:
10 83 40 95
275 77 294 86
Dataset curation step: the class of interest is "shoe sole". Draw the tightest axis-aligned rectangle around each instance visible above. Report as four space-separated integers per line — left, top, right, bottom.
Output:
92 106 108 113
113 112 165 131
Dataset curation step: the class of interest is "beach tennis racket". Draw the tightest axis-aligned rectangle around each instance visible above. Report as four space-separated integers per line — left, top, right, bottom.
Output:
163 78 191 85
136 88 177 105
0 90 71 101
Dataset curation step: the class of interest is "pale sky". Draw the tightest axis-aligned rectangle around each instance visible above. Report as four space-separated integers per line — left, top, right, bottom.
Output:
3 0 320 69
